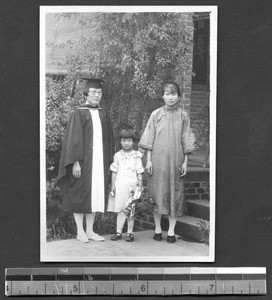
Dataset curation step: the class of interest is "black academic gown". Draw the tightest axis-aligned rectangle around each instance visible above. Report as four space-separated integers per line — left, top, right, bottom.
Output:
56 105 114 213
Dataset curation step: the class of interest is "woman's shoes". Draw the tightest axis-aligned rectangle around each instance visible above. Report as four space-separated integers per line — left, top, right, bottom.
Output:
153 233 162 241
111 232 122 241
153 233 176 243
126 233 134 242
76 233 89 243
87 232 105 242
167 235 176 243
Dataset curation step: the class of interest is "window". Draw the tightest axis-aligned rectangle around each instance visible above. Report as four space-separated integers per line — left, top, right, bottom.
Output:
192 13 210 90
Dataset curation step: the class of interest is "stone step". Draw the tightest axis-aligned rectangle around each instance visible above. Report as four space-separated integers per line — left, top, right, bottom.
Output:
187 199 210 221
162 215 209 244
177 215 209 244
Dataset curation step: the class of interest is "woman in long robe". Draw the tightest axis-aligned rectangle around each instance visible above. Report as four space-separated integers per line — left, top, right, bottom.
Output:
138 82 195 243
56 78 113 242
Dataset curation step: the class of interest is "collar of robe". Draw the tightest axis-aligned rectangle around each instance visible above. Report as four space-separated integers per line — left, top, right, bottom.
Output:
83 104 101 109
164 102 180 111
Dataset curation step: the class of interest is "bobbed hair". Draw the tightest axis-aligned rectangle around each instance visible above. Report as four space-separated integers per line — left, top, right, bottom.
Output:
119 126 138 141
162 82 181 97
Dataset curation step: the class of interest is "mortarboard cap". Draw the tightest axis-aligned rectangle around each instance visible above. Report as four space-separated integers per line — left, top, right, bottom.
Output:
80 78 105 89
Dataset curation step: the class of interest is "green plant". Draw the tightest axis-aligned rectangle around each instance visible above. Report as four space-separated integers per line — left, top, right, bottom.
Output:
193 105 209 150
134 187 156 218
93 212 117 235
46 13 194 175
198 219 210 246
46 180 77 241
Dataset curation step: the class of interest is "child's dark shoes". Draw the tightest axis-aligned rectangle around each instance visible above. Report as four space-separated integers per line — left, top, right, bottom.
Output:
126 233 134 242
153 233 162 241
167 235 176 243
111 232 122 241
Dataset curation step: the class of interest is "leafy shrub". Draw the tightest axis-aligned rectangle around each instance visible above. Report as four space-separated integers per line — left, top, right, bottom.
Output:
193 105 209 150
198 219 210 246
46 180 76 241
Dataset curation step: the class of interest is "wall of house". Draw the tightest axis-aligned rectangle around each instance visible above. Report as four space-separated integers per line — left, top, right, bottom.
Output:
190 89 210 129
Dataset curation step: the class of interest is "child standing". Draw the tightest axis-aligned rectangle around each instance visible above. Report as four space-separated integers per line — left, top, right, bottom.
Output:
107 127 144 242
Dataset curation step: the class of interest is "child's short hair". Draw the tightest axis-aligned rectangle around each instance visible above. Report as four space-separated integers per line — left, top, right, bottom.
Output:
119 126 138 141
162 82 181 97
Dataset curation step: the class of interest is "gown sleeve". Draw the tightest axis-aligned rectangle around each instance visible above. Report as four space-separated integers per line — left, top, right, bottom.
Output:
56 109 84 190
110 152 119 172
181 111 196 155
138 111 156 150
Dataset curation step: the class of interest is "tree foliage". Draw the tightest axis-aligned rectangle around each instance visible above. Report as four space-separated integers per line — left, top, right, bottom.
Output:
46 12 194 180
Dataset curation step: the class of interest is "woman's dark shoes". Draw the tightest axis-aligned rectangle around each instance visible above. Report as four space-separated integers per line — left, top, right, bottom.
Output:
153 233 162 241
126 233 134 242
167 235 176 243
111 232 122 241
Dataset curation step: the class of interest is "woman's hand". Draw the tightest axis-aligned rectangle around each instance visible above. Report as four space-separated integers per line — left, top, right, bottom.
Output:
146 160 153 175
180 162 188 177
72 161 81 178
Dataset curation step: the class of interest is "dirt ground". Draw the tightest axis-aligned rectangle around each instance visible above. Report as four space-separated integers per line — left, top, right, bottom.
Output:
43 230 210 262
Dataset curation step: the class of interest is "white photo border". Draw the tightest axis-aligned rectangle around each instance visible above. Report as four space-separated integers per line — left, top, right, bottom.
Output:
40 5 217 262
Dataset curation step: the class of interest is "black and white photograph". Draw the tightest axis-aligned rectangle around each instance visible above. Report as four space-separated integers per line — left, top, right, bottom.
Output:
3 0 272 298
40 6 217 262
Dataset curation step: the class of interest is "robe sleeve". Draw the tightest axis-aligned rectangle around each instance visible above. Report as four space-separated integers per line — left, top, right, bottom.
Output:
100 109 114 166
108 118 114 164
110 152 119 172
56 109 84 190
181 111 196 155
138 112 156 150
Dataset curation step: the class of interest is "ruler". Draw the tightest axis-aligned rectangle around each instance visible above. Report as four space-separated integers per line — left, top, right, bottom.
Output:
5 267 266 296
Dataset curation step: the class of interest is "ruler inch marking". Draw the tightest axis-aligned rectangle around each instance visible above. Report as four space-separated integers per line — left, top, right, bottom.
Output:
5 268 267 296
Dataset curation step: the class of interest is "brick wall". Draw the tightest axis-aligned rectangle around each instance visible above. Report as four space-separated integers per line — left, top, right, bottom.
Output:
190 90 210 129
185 181 209 201
174 13 194 114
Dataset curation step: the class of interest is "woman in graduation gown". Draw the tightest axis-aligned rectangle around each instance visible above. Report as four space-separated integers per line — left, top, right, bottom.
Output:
56 78 114 242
